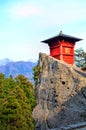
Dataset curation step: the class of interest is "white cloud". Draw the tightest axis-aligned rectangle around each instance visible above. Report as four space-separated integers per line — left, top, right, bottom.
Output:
8 1 86 25
37 1 86 27
9 2 42 19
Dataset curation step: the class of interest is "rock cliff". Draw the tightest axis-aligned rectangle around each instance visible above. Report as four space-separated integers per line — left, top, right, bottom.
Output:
33 53 86 130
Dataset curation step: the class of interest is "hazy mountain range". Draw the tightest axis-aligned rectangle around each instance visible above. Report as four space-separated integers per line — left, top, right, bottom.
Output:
0 58 37 82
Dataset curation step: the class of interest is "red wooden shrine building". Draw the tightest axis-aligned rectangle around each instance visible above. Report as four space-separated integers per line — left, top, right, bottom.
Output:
42 31 82 65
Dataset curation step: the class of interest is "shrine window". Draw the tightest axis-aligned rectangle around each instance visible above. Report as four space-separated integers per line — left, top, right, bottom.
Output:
65 48 70 54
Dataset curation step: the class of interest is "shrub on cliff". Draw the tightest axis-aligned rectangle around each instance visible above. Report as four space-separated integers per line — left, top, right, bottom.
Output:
33 65 42 86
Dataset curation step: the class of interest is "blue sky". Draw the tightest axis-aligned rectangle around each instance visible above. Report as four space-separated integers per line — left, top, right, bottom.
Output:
0 0 86 61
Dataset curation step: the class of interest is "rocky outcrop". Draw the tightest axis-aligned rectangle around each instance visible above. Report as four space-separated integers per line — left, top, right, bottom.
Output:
33 53 86 130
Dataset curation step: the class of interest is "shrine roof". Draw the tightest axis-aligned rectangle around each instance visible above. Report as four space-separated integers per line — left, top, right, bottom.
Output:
42 32 82 43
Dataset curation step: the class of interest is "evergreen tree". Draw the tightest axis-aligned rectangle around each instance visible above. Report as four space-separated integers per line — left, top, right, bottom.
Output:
75 48 86 68
0 74 36 130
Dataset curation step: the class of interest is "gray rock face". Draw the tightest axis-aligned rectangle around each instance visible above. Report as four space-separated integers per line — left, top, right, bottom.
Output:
33 53 86 130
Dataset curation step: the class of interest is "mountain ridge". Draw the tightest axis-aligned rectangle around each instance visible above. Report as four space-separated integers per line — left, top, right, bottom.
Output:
0 58 12 66
0 59 37 82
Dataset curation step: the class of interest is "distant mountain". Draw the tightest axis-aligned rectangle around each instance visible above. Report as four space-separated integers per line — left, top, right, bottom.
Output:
0 60 37 82
0 58 12 66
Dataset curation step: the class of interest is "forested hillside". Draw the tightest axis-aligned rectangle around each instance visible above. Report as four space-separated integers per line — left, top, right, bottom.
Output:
0 74 36 130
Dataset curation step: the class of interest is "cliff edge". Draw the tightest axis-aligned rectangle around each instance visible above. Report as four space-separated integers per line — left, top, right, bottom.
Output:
33 53 86 130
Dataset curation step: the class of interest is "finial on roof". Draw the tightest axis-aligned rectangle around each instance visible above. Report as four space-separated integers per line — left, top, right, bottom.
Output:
59 30 63 35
